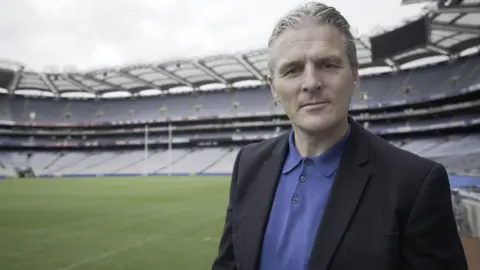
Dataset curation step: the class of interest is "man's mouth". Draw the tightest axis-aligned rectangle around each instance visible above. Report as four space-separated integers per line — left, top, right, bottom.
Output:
300 101 328 108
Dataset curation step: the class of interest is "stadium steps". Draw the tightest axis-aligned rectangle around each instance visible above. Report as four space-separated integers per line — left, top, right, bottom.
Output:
417 138 455 157
22 98 29 120
62 101 71 120
0 153 19 173
452 57 473 78
111 150 160 174
195 93 204 114
461 63 480 83
42 152 64 172
85 151 137 174
0 161 14 177
0 154 17 176
0 160 9 171
197 148 233 174
0 95 10 120
61 152 117 175
393 70 413 97
46 153 91 175
153 149 194 173
33 152 61 174
231 89 239 111
0 153 13 166
422 139 447 153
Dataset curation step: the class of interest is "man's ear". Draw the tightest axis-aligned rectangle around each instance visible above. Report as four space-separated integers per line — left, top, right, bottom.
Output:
267 74 278 102
352 63 360 91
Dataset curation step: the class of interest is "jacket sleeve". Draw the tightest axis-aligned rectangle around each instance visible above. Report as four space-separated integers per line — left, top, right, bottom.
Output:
401 163 468 270
211 147 244 270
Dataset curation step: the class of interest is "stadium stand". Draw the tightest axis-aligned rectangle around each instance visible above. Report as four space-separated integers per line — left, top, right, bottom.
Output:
1 133 479 178
2 54 480 123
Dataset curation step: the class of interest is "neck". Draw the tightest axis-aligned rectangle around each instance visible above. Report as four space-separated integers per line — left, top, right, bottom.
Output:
293 118 349 157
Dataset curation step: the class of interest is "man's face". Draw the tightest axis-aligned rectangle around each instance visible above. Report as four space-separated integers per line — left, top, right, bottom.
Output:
268 24 358 135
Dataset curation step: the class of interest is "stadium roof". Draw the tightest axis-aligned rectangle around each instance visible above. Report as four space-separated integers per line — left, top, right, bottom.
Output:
0 1 479 98
402 0 480 65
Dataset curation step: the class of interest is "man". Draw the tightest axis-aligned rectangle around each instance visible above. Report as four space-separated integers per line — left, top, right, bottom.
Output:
212 2 467 270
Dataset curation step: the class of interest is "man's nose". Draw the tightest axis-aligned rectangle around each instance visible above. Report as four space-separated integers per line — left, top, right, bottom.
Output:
301 64 322 92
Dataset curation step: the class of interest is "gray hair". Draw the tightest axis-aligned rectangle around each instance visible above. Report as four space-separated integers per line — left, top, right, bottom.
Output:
267 2 357 75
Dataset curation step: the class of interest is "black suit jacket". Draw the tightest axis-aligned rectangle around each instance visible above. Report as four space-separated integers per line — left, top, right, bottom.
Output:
212 120 467 270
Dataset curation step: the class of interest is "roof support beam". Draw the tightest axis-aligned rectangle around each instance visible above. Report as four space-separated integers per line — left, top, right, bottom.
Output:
39 73 60 96
436 5 480 14
117 71 160 90
431 22 480 35
63 75 96 94
450 13 466 24
426 43 450 55
235 54 265 81
7 67 24 94
191 60 229 85
75 74 129 92
401 0 432 5
357 38 371 50
150 65 193 87
435 33 459 45
384 58 400 70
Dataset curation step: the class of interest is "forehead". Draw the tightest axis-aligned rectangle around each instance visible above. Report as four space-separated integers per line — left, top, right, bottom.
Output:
271 24 347 68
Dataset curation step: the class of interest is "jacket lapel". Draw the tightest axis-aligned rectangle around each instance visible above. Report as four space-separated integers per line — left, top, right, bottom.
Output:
308 121 371 270
241 133 289 270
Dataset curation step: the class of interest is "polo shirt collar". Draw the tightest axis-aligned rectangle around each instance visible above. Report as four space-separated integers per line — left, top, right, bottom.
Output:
282 124 351 177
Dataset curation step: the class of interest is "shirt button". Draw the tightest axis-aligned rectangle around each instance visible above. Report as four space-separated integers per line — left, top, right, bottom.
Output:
305 159 312 165
292 195 299 204
300 175 306 182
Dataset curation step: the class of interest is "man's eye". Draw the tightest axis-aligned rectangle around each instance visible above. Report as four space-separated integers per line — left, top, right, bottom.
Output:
286 67 300 74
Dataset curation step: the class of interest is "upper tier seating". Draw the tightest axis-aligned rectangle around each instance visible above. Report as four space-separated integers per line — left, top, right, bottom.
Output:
2 54 479 123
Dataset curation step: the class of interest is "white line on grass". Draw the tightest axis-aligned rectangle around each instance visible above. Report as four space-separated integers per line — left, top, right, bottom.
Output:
58 235 165 270
56 213 223 270
19 200 202 256
202 236 212 241
59 235 220 270
3 195 205 257
0 251 20 259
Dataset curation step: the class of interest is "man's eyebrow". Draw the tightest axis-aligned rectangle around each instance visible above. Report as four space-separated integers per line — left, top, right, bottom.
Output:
277 59 303 72
315 55 343 63
277 55 344 71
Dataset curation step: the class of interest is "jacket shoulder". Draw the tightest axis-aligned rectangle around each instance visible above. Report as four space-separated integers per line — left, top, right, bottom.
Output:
363 131 450 214
233 133 287 177
241 134 285 157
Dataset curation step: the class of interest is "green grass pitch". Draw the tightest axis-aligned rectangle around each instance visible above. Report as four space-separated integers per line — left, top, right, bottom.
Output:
0 176 231 270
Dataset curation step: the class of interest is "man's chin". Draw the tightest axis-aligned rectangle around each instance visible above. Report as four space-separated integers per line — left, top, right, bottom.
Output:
296 118 335 134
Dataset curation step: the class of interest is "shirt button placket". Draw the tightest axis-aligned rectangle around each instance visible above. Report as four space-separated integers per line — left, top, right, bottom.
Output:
292 195 299 204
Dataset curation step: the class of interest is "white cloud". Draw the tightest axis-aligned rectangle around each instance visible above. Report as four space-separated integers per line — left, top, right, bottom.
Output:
0 0 428 71
90 43 125 67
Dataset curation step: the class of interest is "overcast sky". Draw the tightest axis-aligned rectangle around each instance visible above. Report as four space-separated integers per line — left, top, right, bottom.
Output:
0 0 429 72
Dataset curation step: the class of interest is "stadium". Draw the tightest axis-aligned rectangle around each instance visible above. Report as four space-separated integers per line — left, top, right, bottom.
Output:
0 0 480 269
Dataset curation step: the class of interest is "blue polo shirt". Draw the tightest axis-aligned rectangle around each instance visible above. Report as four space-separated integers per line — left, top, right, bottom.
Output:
259 126 351 270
